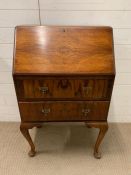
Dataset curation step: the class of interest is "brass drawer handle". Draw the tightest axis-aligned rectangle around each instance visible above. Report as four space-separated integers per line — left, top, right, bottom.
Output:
41 108 50 116
82 108 90 116
39 87 49 94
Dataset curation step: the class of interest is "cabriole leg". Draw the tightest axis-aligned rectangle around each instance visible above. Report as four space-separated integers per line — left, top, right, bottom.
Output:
20 123 41 157
86 122 108 159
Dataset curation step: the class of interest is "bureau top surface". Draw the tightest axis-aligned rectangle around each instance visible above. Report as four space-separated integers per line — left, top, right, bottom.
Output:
13 26 115 75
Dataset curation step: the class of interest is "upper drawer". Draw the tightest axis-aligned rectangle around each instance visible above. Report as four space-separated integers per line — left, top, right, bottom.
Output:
14 78 113 100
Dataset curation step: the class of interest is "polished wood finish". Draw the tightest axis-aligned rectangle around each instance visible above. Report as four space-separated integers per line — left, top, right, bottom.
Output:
13 26 115 158
15 77 113 100
13 26 115 75
19 101 109 122
86 122 108 159
20 123 42 156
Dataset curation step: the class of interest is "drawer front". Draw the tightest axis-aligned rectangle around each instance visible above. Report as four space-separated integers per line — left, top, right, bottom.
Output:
15 78 113 100
19 101 109 122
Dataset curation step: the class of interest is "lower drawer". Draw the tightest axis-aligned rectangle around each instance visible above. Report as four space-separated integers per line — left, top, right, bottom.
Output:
19 101 109 122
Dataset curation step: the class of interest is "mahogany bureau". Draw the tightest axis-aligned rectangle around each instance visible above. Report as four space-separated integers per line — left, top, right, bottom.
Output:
13 26 115 159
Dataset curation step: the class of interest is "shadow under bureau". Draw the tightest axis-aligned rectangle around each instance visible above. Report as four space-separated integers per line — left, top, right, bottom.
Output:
13 26 115 158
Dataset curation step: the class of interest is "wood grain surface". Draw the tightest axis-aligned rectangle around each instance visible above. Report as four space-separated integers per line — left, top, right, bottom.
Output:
13 26 115 158
13 26 115 75
19 101 109 122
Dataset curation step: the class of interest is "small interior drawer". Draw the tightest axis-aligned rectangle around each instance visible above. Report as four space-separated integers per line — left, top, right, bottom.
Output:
15 78 113 100
19 101 110 122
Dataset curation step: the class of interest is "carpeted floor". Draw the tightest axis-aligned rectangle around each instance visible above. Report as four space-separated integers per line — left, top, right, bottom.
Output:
0 122 130 175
